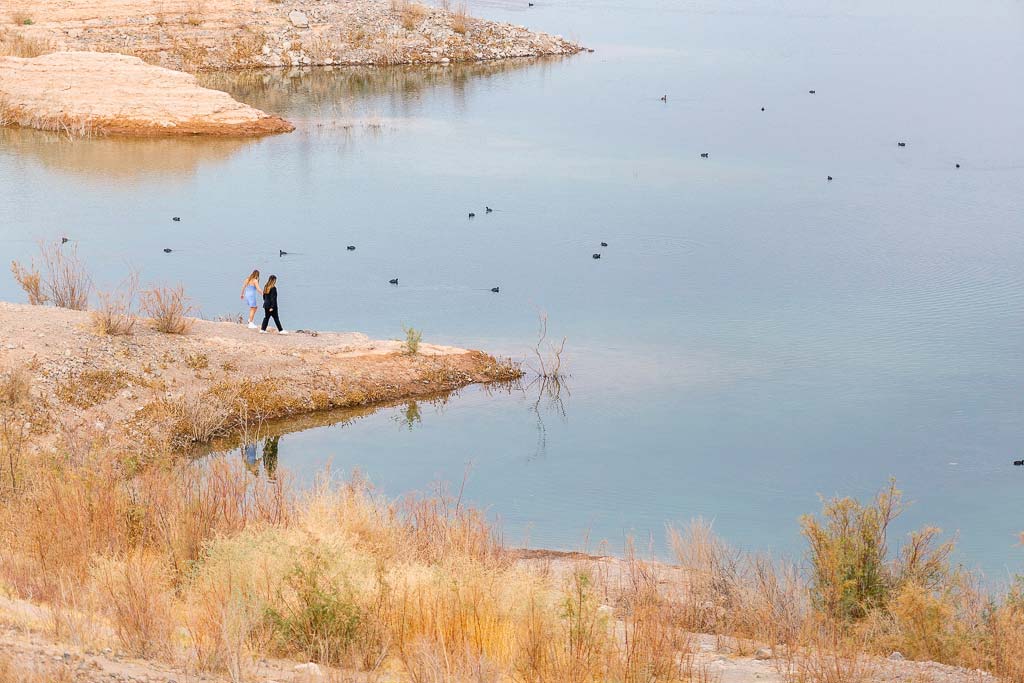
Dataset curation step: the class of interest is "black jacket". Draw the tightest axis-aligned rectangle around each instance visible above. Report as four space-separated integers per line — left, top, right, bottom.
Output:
263 286 278 311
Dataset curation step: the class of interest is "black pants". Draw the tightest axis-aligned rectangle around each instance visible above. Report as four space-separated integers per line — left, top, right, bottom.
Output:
261 308 282 331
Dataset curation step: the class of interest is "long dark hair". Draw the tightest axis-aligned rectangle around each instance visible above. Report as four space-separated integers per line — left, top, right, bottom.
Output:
263 275 277 294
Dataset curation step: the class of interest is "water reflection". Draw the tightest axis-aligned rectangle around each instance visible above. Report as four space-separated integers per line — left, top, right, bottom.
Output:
197 57 571 120
241 436 281 479
0 127 251 180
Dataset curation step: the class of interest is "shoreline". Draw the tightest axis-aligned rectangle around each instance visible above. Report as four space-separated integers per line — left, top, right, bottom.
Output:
0 301 519 458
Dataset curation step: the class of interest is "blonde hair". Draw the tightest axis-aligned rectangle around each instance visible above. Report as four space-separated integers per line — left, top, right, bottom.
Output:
246 269 260 285
263 275 277 294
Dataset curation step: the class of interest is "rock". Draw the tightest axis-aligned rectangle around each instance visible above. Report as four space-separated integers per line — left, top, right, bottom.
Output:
754 647 772 660
288 10 309 28
889 651 906 661
293 662 323 677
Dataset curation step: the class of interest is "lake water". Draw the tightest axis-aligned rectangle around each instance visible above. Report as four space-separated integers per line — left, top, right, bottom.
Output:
3 0 1024 575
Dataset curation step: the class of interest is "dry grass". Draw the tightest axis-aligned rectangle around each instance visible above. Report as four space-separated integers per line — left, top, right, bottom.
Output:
91 271 139 336
451 3 469 35
0 28 51 56
54 369 132 408
185 352 209 370
10 241 92 309
0 653 76 682
226 25 267 66
399 2 428 31
10 260 45 305
140 284 194 334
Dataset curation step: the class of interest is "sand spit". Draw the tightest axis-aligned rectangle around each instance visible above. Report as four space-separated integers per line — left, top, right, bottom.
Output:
0 51 294 136
0 301 517 455
2 0 584 72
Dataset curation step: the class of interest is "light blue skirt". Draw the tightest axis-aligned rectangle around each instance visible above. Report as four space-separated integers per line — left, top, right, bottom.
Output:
244 285 260 308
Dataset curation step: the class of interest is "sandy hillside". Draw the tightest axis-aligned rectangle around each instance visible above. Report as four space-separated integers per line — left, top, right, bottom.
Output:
0 51 294 136
2 0 584 72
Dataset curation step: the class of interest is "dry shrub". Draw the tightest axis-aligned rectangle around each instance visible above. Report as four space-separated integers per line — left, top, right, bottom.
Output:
141 283 194 334
91 552 175 657
668 519 806 645
9 260 45 305
183 0 205 25
0 367 33 496
91 271 139 336
11 241 91 309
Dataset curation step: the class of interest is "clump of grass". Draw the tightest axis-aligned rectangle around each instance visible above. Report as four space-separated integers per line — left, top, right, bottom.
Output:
55 369 131 408
0 30 53 58
0 367 33 496
185 353 209 370
11 241 92 310
10 11 32 26
141 284 195 334
183 0 205 26
402 325 422 355
91 271 139 336
399 2 428 30
451 3 469 34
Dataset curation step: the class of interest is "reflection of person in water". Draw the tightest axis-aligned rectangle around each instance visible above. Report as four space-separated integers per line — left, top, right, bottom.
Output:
263 435 279 478
243 441 259 475
241 436 281 478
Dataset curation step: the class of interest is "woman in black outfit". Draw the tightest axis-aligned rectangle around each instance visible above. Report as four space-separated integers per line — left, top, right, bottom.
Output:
260 275 287 334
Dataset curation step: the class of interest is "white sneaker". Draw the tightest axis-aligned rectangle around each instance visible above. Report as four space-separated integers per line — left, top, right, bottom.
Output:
279 330 289 335
247 322 257 329
260 329 267 334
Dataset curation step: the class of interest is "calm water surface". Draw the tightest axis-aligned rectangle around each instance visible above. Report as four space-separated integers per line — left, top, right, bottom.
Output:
3 0 1024 574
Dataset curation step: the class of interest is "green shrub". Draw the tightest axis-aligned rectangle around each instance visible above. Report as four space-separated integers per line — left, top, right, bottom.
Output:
402 325 422 355
263 551 361 664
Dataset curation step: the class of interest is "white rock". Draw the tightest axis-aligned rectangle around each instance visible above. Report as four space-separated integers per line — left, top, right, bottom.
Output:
754 647 772 660
288 10 309 28
294 662 323 677
889 651 905 661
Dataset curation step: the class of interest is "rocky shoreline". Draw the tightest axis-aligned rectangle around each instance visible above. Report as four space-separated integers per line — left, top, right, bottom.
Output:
3 0 585 72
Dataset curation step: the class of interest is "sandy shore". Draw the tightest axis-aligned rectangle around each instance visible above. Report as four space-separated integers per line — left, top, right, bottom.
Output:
0 301 517 456
0 51 294 136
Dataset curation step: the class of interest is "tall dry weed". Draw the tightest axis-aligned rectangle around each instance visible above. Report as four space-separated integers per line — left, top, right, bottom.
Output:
141 283 194 334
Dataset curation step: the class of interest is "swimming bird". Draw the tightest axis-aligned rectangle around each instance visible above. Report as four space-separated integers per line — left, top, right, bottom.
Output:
347 245 356 251
897 142 906 147
486 206 493 213
660 95 667 102
172 216 181 222
279 250 288 257
956 163 961 168
700 152 709 158
163 248 173 253
528 2 534 5
468 212 476 219
389 278 399 285
490 286 500 293
761 106 765 111
1015 460 1024 466
601 241 608 247
592 253 601 259
827 176 833 181
808 89 815 94
61 237 69 244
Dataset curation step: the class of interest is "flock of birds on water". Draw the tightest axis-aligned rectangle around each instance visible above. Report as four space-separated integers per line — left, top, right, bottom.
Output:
155 202 612 294
661 89 963 172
